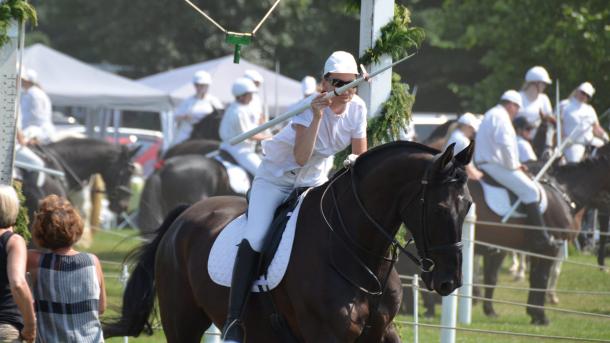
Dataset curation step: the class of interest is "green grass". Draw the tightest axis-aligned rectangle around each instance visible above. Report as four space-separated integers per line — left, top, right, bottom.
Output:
83 230 610 342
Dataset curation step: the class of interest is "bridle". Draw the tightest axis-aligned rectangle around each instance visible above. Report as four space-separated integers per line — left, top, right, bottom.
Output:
320 155 463 296
105 158 134 208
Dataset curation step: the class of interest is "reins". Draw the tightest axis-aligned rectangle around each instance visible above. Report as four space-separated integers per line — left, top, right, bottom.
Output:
320 155 463 296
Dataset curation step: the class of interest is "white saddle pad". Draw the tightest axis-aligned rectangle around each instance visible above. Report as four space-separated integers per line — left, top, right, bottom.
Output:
213 156 250 195
208 189 310 292
480 180 547 218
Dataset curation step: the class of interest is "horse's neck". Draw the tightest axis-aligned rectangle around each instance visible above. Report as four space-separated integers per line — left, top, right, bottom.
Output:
557 163 606 208
51 142 117 186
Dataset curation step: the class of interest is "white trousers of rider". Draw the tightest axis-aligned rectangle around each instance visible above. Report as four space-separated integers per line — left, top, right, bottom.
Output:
222 143 262 176
242 168 297 252
563 143 586 163
15 144 45 187
479 163 539 204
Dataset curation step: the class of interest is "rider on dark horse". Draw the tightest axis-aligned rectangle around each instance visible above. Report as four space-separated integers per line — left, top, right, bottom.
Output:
474 90 561 256
221 51 368 342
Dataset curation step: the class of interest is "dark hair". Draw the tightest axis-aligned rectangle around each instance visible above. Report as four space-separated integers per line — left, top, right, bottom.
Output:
32 195 83 250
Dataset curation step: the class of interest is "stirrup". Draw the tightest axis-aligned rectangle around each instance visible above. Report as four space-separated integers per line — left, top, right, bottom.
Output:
221 318 245 342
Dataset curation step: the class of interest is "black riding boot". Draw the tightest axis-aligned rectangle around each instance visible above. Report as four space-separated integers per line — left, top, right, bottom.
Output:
221 239 261 342
523 203 561 256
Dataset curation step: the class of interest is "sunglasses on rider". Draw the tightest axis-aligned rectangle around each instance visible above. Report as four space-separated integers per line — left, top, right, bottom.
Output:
325 77 356 88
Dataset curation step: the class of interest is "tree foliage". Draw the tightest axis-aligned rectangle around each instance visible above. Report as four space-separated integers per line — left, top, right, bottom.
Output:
419 0 610 115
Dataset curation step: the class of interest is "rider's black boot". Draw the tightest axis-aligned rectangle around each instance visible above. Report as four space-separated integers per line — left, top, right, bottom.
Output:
524 203 561 256
221 239 261 342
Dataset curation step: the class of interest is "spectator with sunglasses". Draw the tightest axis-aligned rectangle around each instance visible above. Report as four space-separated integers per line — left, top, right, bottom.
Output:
221 51 367 342
560 82 609 163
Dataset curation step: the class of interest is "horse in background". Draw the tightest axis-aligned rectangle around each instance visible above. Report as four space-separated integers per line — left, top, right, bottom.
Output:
21 138 138 246
106 141 473 342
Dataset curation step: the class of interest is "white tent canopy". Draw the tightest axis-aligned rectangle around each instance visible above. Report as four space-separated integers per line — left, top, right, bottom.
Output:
138 55 303 112
23 44 172 112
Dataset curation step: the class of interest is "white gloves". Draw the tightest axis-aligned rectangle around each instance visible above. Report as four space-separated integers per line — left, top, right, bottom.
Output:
343 154 359 168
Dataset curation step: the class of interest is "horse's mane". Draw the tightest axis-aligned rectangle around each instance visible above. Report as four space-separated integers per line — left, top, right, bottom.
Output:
557 155 610 175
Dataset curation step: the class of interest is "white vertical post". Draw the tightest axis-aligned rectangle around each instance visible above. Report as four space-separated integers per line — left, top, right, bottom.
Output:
159 110 174 152
203 325 221 343
440 291 457 343
119 265 130 343
0 20 23 185
359 0 394 117
555 80 561 149
458 204 476 324
412 274 419 343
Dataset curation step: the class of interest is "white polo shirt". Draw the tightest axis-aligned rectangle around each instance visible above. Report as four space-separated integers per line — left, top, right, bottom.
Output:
173 94 223 144
561 97 598 145
475 104 520 170
20 85 55 142
516 91 553 128
261 94 367 186
219 101 259 153
517 136 537 163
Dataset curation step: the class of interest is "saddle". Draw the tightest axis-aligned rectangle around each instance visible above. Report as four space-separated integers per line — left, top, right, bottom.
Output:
478 172 547 218
208 188 311 292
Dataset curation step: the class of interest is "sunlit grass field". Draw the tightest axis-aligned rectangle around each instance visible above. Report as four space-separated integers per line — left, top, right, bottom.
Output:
85 229 610 342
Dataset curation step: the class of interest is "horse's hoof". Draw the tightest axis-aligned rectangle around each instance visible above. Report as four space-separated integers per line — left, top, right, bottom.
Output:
483 306 498 318
530 316 550 326
546 293 559 305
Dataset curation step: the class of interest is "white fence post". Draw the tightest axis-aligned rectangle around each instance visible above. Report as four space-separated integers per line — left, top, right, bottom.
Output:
119 265 130 343
458 204 476 324
203 325 221 343
412 274 419 343
440 291 457 343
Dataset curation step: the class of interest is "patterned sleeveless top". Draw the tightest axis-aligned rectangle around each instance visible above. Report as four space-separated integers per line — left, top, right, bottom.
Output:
33 252 103 343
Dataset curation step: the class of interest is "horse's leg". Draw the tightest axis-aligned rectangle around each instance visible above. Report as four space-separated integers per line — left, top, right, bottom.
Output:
158 267 210 343
546 249 563 304
381 323 401 343
598 214 609 267
526 256 553 325
482 250 505 317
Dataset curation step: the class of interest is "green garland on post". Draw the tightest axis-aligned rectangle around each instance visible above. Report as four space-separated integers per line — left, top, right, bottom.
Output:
334 3 424 167
0 0 37 46
11 181 31 242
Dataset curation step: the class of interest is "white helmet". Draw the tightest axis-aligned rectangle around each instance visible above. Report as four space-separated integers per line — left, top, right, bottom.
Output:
244 69 264 84
232 77 258 97
323 51 358 75
192 70 212 85
301 76 317 96
457 112 481 131
500 90 523 108
525 66 552 84
21 68 38 83
577 82 595 98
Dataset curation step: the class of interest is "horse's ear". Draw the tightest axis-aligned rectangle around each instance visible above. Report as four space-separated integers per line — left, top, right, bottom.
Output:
454 140 474 166
128 145 142 159
434 143 455 172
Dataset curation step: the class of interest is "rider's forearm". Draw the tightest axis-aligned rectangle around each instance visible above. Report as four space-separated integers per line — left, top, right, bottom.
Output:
294 117 322 166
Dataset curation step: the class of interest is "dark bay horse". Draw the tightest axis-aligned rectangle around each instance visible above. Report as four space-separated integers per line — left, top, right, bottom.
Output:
470 155 610 324
21 138 138 219
106 141 474 342
136 139 232 234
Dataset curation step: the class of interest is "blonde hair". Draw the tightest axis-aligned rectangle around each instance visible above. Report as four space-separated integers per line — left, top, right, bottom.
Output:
0 185 19 228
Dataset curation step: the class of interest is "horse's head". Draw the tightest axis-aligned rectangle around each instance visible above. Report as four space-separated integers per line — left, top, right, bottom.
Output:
401 142 473 296
104 145 141 214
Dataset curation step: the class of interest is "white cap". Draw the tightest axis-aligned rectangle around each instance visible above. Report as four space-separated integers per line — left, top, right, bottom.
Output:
578 82 595 97
21 68 37 83
192 70 212 85
525 66 552 84
323 51 358 75
301 76 317 96
457 112 481 131
500 90 523 108
244 69 264 84
232 77 258 97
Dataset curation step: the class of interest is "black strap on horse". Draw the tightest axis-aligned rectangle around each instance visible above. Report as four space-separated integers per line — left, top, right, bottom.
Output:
36 144 88 189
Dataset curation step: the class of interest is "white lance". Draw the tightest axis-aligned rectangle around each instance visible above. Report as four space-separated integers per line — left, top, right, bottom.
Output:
229 53 415 145
501 123 589 222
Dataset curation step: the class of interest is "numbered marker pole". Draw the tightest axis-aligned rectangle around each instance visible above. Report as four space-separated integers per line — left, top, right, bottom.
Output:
412 274 419 343
0 20 23 185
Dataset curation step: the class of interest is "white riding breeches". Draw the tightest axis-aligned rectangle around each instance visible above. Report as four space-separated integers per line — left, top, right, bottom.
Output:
563 143 586 163
479 163 539 204
223 144 262 175
242 168 297 252
15 145 45 187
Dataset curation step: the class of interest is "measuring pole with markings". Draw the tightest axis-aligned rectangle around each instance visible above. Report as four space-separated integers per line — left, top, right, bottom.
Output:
0 20 25 185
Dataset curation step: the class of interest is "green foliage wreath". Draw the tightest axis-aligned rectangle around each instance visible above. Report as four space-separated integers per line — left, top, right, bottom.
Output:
0 0 37 47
